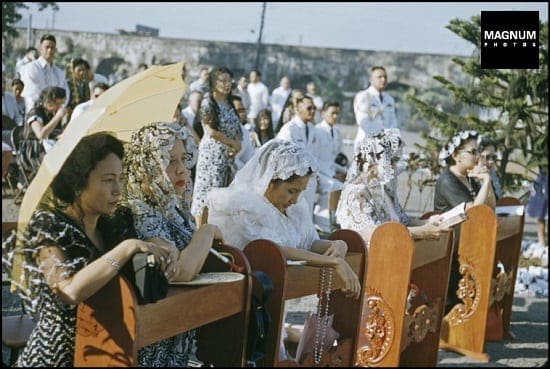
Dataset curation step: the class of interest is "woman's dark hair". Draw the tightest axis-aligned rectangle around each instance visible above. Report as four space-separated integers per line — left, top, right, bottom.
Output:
39 86 66 105
255 109 274 145
275 88 305 134
270 169 314 186
72 58 90 70
444 134 478 167
478 137 498 152
202 66 236 131
52 132 124 204
11 78 24 88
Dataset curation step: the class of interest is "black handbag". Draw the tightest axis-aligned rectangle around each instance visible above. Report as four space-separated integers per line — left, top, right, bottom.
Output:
335 152 349 167
246 271 273 366
125 253 169 305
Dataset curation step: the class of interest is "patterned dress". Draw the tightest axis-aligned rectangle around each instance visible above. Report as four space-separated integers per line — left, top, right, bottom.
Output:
128 200 197 367
191 96 242 218
336 178 409 246
12 207 136 367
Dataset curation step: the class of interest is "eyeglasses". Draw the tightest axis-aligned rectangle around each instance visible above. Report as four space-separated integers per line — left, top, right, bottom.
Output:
459 149 479 156
217 79 232 84
482 154 498 161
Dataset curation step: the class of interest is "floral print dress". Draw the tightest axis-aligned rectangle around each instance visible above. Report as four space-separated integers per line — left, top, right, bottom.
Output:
191 96 242 218
6 207 135 367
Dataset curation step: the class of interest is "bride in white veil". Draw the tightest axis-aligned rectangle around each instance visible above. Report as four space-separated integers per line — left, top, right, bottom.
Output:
207 139 361 359
336 128 447 245
208 139 359 282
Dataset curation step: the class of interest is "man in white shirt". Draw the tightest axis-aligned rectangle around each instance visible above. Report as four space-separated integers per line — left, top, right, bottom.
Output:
234 76 251 111
306 81 324 124
189 67 210 95
353 66 398 153
276 95 319 215
231 95 257 169
21 34 68 114
68 82 109 123
179 89 203 143
246 69 269 127
270 76 291 128
313 101 347 232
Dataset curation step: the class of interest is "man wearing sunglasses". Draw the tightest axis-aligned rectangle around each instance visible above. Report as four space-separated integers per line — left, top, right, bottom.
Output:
479 137 503 200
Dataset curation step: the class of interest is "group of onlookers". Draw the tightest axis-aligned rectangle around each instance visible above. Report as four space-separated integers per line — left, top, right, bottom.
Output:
2 31 547 369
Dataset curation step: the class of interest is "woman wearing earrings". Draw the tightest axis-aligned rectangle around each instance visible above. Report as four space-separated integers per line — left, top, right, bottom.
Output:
123 121 224 366
4 132 171 367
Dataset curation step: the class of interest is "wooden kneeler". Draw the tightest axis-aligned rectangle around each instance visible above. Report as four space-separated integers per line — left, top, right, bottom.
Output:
438 205 498 362
356 221 454 367
243 229 368 367
439 200 525 362
74 243 252 367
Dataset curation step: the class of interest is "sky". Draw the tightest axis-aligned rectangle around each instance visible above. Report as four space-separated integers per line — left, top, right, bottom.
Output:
20 2 548 56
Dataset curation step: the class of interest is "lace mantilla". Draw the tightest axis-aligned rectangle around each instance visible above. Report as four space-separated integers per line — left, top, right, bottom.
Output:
346 128 403 186
123 121 197 225
231 138 318 196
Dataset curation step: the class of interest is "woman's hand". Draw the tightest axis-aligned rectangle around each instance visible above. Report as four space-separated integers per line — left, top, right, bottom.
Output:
414 222 449 241
230 139 242 154
146 237 181 280
333 258 361 299
468 164 491 182
323 240 347 258
123 239 171 269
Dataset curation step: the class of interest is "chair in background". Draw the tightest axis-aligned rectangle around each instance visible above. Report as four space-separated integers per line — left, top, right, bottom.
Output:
2 222 37 367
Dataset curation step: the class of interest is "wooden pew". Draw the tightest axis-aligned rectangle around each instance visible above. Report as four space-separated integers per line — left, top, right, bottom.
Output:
243 229 368 367
438 201 525 362
74 243 252 367
493 197 525 340
356 221 454 367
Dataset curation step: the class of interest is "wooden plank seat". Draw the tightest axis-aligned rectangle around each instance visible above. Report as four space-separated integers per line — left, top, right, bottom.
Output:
357 221 454 367
74 243 252 367
243 229 368 367
438 200 525 362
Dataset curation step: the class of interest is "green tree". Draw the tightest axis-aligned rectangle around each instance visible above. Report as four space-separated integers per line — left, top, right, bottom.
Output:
407 15 548 195
2 2 58 39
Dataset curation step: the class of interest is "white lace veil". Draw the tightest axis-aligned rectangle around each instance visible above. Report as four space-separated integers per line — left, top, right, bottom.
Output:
230 138 318 195
345 128 403 187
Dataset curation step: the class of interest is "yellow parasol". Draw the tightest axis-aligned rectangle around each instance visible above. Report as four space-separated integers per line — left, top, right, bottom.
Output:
11 61 186 292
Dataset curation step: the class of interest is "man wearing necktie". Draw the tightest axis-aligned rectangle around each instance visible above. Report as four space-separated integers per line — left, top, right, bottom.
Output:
352 66 398 154
276 95 319 216
313 101 347 232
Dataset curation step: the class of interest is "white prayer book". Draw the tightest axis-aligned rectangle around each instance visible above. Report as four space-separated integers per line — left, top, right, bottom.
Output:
439 202 467 228
495 205 525 217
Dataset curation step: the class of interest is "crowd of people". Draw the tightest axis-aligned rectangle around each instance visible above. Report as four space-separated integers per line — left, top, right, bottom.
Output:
2 32 547 367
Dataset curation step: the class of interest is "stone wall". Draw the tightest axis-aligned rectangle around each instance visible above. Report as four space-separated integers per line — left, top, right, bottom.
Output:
4 27 468 126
